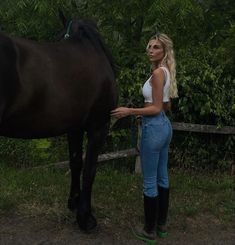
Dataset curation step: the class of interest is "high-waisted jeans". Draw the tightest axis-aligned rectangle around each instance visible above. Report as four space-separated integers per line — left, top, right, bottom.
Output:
140 111 172 197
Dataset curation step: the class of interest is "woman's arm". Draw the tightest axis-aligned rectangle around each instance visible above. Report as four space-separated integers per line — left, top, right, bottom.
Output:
111 68 164 118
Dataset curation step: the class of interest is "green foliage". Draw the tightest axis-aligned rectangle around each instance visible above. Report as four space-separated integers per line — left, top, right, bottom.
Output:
0 137 68 167
170 132 234 171
176 47 235 126
0 0 79 40
0 0 234 169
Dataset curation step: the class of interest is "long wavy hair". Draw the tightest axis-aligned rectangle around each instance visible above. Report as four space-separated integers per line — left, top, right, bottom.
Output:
147 33 178 98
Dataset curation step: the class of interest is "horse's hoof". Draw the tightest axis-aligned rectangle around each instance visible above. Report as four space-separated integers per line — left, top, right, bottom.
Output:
77 213 97 233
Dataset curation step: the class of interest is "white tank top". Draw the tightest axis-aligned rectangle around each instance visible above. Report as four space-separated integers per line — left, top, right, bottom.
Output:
142 67 170 103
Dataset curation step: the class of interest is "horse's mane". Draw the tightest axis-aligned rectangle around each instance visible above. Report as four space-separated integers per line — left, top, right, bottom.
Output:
72 20 115 74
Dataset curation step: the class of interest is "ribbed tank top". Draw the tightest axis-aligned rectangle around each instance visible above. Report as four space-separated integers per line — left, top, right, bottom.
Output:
142 67 170 103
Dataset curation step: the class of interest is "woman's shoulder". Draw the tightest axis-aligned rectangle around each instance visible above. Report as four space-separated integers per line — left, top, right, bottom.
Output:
159 66 170 74
158 66 170 82
152 67 165 80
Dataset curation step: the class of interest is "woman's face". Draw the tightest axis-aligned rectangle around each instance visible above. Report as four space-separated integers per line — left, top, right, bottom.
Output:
146 39 165 64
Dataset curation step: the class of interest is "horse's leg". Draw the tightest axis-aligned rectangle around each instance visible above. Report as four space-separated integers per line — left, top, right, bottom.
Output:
67 130 84 211
77 123 109 232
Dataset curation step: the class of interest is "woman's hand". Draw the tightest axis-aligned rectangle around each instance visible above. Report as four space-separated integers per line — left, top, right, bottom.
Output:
111 107 131 118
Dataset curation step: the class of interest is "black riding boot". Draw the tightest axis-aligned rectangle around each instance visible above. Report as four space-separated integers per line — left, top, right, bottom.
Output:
133 194 158 244
157 186 169 237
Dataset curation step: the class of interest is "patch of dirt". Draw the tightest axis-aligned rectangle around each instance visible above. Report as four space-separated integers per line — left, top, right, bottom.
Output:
0 214 234 245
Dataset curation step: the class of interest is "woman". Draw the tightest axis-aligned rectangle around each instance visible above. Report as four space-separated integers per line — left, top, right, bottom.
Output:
111 33 178 244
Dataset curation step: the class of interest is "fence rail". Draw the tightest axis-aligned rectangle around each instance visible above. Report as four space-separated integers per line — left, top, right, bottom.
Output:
34 148 138 169
34 122 234 171
171 122 235 134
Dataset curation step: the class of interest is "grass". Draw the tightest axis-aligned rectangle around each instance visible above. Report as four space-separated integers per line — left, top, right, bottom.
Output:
0 162 234 231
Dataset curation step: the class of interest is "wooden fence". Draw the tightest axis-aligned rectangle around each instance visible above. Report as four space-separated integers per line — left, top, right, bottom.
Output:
171 122 235 134
38 122 235 173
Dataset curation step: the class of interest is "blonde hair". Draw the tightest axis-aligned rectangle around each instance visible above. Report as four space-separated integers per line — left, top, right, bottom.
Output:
147 33 178 98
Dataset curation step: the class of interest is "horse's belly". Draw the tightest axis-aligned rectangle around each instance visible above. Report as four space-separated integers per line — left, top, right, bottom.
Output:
0 114 81 139
0 102 110 139
0 123 67 139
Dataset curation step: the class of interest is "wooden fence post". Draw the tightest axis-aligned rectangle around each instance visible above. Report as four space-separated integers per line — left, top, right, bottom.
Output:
135 118 141 174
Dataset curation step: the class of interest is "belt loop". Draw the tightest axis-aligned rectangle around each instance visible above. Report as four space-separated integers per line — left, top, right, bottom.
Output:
161 110 166 120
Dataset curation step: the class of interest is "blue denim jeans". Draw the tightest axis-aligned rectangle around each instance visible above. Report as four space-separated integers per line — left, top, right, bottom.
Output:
140 111 172 197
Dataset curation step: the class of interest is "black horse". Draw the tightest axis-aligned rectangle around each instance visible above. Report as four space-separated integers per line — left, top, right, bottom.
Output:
0 13 118 232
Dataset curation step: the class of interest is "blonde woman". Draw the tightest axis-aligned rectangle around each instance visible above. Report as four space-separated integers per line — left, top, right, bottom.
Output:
111 33 178 244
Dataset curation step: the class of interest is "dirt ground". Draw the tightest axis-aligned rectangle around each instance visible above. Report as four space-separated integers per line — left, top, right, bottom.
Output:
0 214 234 245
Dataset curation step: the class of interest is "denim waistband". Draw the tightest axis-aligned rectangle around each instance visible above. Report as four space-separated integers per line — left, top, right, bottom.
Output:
142 111 168 124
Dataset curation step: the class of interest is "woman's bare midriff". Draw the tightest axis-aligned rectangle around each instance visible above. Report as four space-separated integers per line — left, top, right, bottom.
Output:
144 102 171 111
